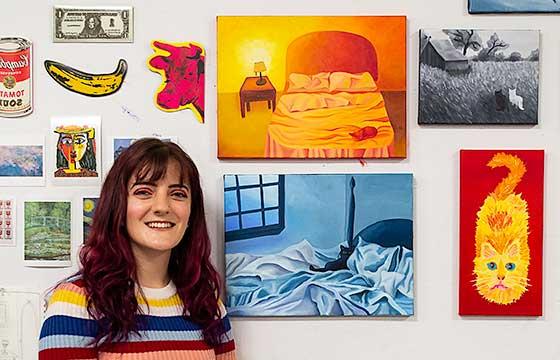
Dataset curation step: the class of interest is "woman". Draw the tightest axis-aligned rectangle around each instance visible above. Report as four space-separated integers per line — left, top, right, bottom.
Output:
39 138 236 359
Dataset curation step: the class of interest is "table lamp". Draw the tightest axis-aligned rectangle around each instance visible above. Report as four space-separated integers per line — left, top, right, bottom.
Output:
254 61 267 86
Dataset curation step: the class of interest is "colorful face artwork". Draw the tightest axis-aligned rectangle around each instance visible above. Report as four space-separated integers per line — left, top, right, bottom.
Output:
54 125 97 177
148 40 205 123
51 117 101 184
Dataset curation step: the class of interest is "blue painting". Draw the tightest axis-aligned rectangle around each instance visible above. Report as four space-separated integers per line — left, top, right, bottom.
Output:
224 174 413 317
0 145 43 177
113 138 135 160
469 0 560 13
113 137 175 160
83 197 99 243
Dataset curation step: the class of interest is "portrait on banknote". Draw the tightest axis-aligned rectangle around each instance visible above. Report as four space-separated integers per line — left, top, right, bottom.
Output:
53 6 134 43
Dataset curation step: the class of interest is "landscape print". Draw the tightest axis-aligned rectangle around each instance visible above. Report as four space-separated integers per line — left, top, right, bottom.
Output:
225 174 413 317
469 0 560 13
24 201 71 267
419 29 539 125
113 137 176 161
0 145 43 177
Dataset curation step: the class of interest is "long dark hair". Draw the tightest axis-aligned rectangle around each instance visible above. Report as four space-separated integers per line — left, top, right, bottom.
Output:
79 138 223 347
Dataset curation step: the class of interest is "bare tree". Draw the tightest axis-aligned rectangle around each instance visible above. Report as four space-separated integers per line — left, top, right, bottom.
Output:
443 29 482 55
527 49 539 61
486 33 509 56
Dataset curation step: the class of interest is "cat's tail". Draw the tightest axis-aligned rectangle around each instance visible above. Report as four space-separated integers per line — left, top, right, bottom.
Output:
487 152 526 200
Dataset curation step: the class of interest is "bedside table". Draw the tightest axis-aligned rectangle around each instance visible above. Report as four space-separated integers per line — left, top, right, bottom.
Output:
239 76 276 118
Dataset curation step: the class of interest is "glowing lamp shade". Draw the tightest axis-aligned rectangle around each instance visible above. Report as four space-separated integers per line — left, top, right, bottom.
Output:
254 61 267 85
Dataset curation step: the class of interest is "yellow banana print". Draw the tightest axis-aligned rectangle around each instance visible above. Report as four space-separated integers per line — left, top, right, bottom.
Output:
44 59 127 97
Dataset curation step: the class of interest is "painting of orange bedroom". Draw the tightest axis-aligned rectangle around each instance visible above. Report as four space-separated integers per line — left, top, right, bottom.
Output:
217 16 406 159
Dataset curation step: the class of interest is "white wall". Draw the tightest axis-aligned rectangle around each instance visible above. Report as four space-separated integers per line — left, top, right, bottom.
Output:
2 0 560 359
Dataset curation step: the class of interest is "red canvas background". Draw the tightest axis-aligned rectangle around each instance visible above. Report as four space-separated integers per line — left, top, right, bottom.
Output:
459 150 544 316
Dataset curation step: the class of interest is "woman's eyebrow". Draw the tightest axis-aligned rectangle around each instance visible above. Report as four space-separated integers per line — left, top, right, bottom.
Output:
132 181 156 187
169 184 189 190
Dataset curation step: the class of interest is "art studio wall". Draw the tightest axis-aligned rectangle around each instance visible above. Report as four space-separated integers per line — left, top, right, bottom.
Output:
1 0 560 359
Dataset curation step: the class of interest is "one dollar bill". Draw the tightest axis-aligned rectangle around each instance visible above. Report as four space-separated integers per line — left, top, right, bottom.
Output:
53 6 134 43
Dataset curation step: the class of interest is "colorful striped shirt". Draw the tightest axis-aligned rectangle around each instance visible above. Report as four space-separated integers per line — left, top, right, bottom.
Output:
39 279 236 360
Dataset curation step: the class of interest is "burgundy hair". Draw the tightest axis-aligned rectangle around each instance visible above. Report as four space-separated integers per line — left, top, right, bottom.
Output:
79 138 224 347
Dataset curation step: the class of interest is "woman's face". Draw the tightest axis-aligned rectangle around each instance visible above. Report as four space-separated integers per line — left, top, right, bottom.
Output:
126 161 191 258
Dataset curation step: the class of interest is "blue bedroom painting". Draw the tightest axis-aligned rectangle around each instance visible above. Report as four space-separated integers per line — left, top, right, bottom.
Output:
224 174 414 317
469 0 560 13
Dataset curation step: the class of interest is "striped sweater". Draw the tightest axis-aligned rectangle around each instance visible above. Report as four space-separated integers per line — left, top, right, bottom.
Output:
39 279 236 360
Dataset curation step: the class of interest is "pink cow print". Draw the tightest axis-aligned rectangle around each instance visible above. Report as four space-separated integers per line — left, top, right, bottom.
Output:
148 40 205 122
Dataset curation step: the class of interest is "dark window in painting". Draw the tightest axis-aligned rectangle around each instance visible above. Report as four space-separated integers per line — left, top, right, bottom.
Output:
224 174 285 241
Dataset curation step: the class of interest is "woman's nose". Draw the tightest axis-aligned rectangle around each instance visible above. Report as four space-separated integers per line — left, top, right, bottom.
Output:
152 192 170 214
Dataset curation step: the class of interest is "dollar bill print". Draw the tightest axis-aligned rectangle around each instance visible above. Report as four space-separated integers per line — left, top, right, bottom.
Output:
53 6 134 43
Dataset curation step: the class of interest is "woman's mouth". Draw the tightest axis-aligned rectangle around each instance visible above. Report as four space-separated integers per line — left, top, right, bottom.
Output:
145 221 175 229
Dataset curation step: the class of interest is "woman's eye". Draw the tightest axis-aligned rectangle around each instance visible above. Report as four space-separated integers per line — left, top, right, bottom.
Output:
172 192 188 199
133 189 152 196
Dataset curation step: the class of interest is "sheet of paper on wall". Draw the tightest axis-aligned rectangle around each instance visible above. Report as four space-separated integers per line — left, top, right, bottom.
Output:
50 116 101 186
23 200 72 268
82 196 99 244
0 199 15 247
53 5 134 43
0 288 41 359
148 40 205 123
0 135 45 187
111 136 179 162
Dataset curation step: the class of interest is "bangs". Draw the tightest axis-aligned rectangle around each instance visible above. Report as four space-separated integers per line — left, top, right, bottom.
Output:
131 146 189 185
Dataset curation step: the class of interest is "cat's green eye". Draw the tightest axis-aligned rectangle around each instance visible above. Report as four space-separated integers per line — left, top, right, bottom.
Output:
505 262 516 271
487 262 497 270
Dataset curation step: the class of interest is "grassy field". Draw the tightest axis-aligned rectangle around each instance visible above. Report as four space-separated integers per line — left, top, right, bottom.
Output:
419 61 538 124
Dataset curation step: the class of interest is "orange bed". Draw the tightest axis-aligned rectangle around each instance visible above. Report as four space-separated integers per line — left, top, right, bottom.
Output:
265 31 395 159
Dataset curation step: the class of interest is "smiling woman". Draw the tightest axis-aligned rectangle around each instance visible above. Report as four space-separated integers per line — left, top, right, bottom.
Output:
38 138 236 360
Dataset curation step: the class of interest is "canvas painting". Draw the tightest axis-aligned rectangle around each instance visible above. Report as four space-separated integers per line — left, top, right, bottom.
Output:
0 136 45 186
51 116 101 185
0 199 15 247
217 16 407 159
82 197 99 243
225 174 413 316
459 150 543 316
23 200 72 267
418 29 539 125
469 0 560 13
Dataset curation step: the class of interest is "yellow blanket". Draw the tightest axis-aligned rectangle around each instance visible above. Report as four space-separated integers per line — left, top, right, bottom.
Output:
268 91 394 149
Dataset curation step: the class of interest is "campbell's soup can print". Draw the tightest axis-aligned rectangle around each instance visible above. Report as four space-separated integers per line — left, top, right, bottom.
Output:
0 37 32 117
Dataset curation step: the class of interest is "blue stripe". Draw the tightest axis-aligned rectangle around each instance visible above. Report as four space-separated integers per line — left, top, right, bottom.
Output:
40 314 232 339
39 334 94 351
40 315 98 339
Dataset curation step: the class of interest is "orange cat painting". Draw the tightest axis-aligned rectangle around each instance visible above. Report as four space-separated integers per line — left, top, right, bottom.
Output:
473 153 529 305
460 150 543 316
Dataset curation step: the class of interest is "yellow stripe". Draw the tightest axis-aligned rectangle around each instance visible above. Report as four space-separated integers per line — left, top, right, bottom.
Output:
49 289 87 307
136 294 182 307
49 287 183 308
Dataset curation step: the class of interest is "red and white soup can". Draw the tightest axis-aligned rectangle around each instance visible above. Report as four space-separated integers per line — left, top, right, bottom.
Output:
0 37 32 117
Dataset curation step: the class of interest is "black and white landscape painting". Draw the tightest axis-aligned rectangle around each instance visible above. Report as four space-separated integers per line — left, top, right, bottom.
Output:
418 29 539 125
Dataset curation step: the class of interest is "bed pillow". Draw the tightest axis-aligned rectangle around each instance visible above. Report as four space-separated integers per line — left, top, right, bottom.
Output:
286 72 330 93
329 72 377 92
280 93 327 112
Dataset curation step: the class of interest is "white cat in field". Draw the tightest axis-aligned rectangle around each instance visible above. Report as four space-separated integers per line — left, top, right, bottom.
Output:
508 88 525 111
